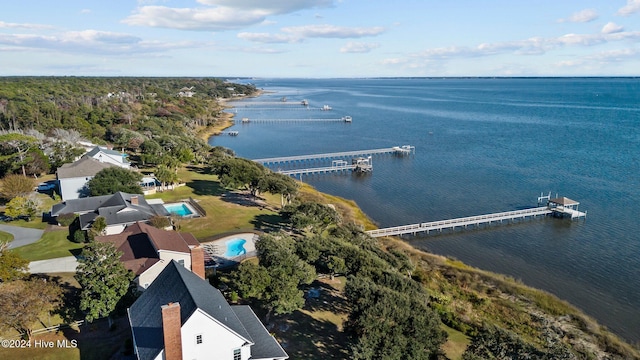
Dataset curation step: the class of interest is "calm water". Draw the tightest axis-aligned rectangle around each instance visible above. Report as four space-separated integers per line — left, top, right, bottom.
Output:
211 78 640 342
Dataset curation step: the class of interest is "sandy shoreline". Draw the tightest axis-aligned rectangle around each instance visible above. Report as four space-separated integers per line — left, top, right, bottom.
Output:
197 90 265 142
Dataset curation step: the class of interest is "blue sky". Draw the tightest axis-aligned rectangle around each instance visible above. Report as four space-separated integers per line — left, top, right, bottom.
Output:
1 0 639 77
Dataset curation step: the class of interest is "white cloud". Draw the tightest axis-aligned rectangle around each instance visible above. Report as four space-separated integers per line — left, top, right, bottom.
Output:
556 60 585 67
238 24 385 44
80 9 91 14
124 0 335 31
122 6 269 30
558 8 598 23
197 0 333 14
617 0 640 16
281 24 385 38
602 22 624 34
587 48 639 61
0 30 201 55
237 32 300 43
0 21 54 30
391 29 640 71
340 42 380 53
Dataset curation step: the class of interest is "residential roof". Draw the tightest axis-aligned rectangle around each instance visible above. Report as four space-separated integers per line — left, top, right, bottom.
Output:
549 197 579 206
56 157 115 179
231 306 289 360
129 261 255 360
85 145 126 158
51 192 170 229
96 222 198 276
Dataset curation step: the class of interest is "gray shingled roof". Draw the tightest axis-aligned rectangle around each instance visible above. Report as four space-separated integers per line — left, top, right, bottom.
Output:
129 261 255 360
56 157 115 179
51 192 170 230
231 306 289 360
85 146 126 158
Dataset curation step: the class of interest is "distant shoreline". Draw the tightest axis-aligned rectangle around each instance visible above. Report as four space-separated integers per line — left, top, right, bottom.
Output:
198 89 264 142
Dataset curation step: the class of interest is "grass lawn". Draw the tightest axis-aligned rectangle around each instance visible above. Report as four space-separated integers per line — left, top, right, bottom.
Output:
441 324 470 360
12 229 84 261
146 167 284 239
0 230 13 242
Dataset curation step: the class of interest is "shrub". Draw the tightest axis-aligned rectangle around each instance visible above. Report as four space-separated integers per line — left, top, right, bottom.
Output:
73 230 86 243
57 213 77 227
149 215 171 229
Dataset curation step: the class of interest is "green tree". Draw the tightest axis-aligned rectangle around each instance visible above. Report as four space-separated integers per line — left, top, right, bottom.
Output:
0 241 29 282
0 174 36 201
4 195 40 220
75 241 134 327
155 164 178 190
211 157 265 196
89 216 107 239
140 139 163 165
231 262 271 300
87 167 142 196
258 172 299 206
0 133 37 177
345 275 446 360
0 278 62 340
325 255 347 280
281 201 342 233
255 233 315 319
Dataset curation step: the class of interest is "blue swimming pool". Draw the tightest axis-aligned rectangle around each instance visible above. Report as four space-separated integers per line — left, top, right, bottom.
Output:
163 203 194 217
225 238 247 257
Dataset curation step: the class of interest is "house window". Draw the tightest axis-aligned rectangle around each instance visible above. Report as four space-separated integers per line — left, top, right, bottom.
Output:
195 334 203 345
178 259 185 267
233 348 241 360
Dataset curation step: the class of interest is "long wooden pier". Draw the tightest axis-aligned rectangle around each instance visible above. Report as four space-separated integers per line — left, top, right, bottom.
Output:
236 117 350 123
366 196 586 238
254 145 415 165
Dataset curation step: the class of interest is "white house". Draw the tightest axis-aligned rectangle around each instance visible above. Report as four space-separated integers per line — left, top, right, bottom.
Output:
84 146 130 169
56 146 130 200
56 157 116 200
96 222 203 291
128 260 289 360
51 192 170 235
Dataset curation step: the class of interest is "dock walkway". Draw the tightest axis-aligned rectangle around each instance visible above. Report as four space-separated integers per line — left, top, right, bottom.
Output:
366 197 586 238
254 145 415 165
236 117 350 123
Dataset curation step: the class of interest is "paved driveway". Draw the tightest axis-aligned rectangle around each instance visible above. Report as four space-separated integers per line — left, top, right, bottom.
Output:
0 224 45 249
29 256 78 273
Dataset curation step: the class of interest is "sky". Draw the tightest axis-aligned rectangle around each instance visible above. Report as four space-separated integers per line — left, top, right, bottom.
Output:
1 0 639 77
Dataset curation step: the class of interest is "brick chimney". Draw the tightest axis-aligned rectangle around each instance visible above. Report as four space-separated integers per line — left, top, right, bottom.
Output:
190 246 205 279
161 302 183 360
130 195 139 206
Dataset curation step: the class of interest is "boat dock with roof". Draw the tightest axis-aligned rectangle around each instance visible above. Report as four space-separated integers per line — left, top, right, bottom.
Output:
366 195 586 238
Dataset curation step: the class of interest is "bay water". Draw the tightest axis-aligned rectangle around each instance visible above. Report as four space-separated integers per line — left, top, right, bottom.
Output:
211 78 640 342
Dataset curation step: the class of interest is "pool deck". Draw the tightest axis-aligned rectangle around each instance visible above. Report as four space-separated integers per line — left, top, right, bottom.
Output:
201 232 259 268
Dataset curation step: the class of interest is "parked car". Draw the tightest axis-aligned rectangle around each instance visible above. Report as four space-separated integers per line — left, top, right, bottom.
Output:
37 182 56 192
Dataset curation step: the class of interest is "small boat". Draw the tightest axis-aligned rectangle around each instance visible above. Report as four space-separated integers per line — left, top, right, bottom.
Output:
343 116 352 122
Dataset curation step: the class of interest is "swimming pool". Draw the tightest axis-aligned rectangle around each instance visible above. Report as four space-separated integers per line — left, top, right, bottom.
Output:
163 203 194 217
225 238 247 258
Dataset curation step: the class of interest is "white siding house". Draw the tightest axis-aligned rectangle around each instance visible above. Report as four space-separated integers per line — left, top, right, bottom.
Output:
128 261 288 360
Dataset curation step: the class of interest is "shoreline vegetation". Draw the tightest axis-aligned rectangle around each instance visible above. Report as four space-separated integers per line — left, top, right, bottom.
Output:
215 90 640 359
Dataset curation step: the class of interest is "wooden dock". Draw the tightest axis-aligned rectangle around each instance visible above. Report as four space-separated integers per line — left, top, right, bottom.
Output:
278 158 373 177
366 196 586 238
237 117 351 123
254 145 415 165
